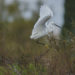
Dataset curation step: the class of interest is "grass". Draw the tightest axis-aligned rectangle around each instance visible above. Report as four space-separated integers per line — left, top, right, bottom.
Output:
0 36 75 75
0 1 75 74
0 19 75 75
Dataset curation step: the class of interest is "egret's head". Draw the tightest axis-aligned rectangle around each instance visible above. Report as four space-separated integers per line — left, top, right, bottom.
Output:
45 21 61 39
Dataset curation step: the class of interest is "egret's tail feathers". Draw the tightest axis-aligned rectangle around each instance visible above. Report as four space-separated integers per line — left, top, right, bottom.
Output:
40 5 53 17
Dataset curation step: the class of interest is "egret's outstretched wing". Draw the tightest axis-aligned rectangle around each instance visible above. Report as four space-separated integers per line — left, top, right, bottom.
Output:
30 16 49 39
30 5 53 39
40 5 53 18
33 5 53 29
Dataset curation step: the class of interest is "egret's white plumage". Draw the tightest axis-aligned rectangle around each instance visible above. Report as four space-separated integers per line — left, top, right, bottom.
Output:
45 21 61 39
30 5 61 39
40 5 53 18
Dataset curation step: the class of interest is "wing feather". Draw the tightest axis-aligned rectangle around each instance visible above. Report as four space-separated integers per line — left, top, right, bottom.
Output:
40 5 53 17
34 5 53 28
30 5 53 39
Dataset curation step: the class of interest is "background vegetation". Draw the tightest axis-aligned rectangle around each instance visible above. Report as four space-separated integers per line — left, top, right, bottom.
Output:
0 0 75 75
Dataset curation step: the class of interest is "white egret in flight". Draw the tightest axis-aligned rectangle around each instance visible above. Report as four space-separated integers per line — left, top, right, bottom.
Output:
30 5 62 39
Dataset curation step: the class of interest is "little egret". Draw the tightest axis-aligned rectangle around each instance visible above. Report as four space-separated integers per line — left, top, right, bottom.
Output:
30 5 61 39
